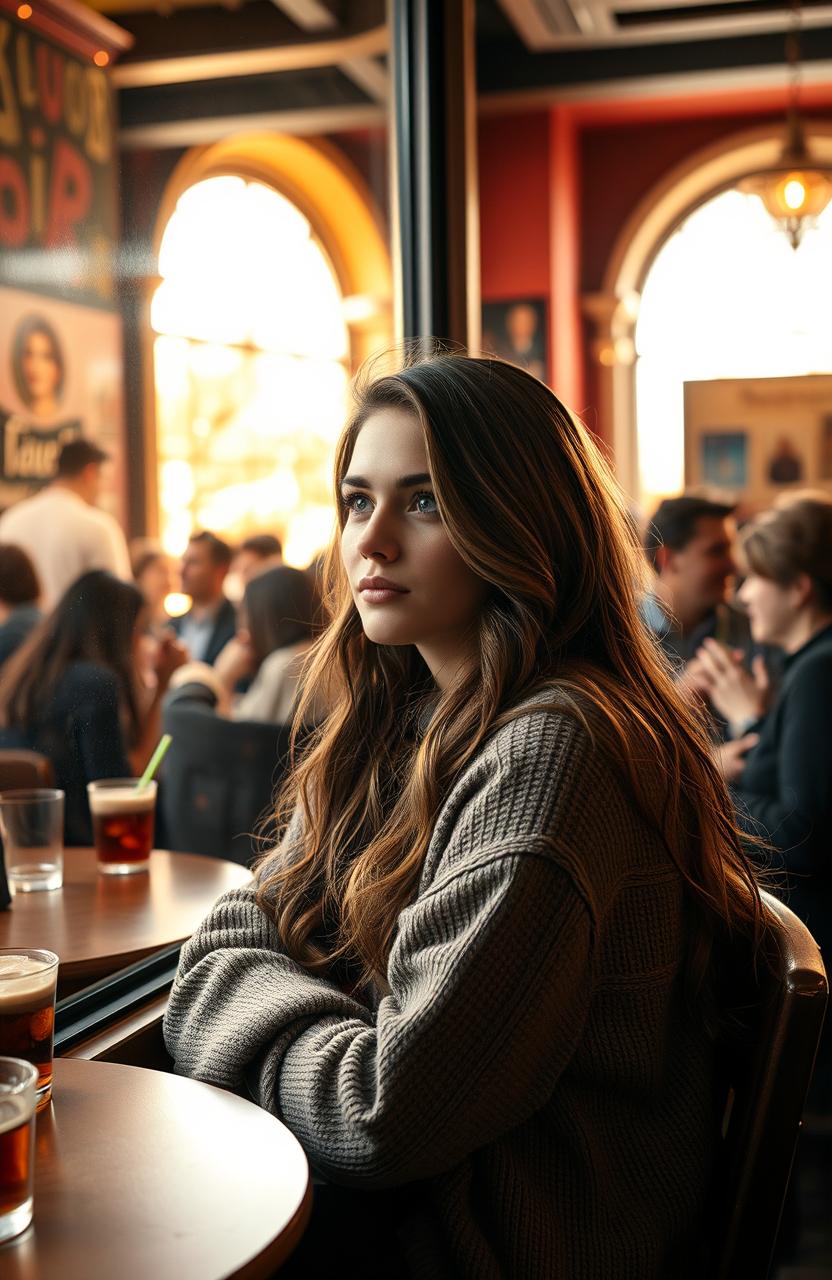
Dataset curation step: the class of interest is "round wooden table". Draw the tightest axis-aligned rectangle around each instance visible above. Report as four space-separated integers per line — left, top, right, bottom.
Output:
0 849 251 994
0 1058 312 1279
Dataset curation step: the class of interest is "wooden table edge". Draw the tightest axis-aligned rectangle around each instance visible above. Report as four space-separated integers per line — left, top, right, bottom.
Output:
231 1181 314 1280
42 1060 314 1280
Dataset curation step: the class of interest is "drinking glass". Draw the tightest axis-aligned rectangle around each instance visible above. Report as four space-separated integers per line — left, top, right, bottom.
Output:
0 788 64 892
87 778 156 875
0 950 59 1110
0 1057 37 1244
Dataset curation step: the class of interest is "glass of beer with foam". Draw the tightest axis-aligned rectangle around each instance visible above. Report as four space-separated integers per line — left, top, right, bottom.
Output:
87 778 157 875
0 1057 38 1243
0 950 58 1109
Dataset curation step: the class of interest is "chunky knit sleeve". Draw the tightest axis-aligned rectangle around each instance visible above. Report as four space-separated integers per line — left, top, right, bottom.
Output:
163 706 595 1188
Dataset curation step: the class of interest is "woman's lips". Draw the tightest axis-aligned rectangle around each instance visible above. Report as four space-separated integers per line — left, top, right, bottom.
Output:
358 577 409 604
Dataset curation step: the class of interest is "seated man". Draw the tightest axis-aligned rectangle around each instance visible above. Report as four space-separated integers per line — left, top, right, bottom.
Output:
642 494 777 735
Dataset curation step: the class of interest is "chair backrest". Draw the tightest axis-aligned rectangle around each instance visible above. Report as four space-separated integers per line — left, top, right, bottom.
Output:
159 702 294 865
0 748 54 790
710 889 828 1279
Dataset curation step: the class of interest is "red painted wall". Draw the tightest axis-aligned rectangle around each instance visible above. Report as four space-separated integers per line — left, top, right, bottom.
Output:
478 112 551 299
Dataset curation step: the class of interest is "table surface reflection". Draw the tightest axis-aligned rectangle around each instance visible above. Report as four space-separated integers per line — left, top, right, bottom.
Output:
0 848 251 994
0 1058 311 1280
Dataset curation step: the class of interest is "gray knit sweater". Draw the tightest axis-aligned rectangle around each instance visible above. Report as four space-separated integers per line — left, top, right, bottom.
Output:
164 694 715 1279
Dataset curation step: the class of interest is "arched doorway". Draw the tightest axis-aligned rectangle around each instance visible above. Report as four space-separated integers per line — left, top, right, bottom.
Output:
586 121 832 508
148 134 393 567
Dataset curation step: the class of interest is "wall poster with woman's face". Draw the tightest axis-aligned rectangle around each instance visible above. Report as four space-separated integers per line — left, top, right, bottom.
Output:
0 287 126 520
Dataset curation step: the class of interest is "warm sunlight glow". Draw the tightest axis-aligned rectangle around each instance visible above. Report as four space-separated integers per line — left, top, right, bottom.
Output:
153 178 350 566
635 188 832 512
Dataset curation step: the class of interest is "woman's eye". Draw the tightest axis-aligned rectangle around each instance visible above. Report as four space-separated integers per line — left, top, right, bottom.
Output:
343 492 372 516
413 491 438 515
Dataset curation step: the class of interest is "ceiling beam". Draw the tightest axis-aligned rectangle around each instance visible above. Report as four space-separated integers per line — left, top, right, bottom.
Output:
111 22 387 88
118 102 385 148
340 55 388 101
268 0 336 31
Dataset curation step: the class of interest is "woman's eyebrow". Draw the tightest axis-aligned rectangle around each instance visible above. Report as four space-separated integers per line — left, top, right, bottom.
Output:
341 472 431 489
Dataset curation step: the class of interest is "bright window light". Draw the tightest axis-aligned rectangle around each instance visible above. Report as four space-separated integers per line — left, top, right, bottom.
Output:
635 188 832 512
152 177 350 567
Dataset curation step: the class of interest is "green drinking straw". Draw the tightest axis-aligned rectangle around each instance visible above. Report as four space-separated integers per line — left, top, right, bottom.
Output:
137 733 172 791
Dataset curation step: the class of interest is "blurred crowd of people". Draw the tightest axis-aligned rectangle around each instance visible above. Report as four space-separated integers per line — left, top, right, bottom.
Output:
641 488 832 1120
0 438 320 846
0 437 829 1076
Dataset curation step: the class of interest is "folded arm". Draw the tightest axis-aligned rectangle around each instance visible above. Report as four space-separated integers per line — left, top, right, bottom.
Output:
164 848 593 1189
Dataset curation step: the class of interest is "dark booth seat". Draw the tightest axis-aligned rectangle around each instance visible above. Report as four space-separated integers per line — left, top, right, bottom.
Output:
161 688 293 866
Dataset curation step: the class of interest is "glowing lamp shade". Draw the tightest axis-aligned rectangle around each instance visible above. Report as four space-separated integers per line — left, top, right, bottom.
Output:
740 112 832 250
753 168 832 219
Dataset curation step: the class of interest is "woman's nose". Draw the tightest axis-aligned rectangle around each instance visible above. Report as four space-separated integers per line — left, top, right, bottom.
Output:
356 508 400 563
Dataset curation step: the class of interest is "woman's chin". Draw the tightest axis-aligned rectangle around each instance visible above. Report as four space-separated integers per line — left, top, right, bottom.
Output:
360 619 414 647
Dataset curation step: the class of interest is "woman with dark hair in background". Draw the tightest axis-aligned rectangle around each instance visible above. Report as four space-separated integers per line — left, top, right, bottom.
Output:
130 538 176 633
164 354 764 1279
0 544 42 669
168 564 318 724
0 571 185 843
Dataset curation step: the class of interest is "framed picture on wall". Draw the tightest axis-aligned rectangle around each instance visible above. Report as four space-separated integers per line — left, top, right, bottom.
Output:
684 375 832 513
700 431 748 489
482 299 549 384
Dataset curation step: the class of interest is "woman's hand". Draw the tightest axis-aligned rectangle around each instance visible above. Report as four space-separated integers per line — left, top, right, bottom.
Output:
154 631 189 692
714 732 760 782
214 630 256 690
675 655 712 706
693 639 770 726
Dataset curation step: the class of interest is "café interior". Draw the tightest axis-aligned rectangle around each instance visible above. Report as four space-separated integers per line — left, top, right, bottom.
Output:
0 0 831 1275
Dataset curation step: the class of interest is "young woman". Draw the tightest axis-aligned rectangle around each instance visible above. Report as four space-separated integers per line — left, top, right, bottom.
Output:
167 564 319 724
130 539 176 632
693 493 832 960
164 355 763 1279
0 571 185 844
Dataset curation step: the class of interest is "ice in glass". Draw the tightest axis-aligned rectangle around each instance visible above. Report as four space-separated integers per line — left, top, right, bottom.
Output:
88 779 156 875
0 951 58 1108
0 1057 37 1244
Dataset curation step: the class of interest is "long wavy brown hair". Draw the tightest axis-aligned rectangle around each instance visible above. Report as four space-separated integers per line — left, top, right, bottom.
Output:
256 353 763 1003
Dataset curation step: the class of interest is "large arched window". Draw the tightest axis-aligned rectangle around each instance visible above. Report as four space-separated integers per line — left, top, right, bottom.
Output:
152 175 351 567
634 189 832 509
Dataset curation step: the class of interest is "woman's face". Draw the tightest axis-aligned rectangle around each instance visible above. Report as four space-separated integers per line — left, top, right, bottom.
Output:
139 557 174 611
340 407 487 689
22 331 60 407
737 572 801 649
